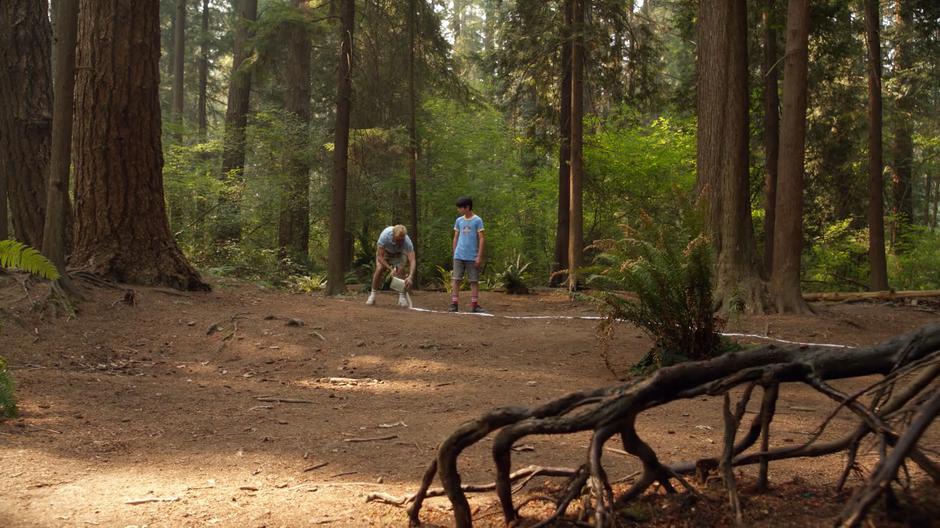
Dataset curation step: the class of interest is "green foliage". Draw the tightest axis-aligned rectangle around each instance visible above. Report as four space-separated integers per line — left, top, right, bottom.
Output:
0 240 61 280
286 273 327 293
803 220 871 292
500 254 531 295
0 357 17 419
889 227 940 290
588 225 726 373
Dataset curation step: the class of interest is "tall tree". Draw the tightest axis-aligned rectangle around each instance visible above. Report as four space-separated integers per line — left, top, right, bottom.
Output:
891 0 914 245
277 0 312 264
326 0 355 295
407 0 419 279
197 0 209 136
568 0 584 292
552 0 573 287
762 0 780 277
770 0 810 313
864 0 888 291
0 169 7 241
42 0 79 272
172 0 186 139
0 0 52 247
71 0 207 291
696 0 766 313
217 0 259 242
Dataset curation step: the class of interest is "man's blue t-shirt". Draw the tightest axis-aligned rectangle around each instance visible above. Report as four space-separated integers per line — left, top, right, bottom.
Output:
454 215 484 261
377 226 414 254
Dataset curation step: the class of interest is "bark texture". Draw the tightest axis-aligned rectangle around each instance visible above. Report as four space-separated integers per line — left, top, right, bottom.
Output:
762 0 779 277
42 0 79 271
217 0 258 242
567 0 584 292
0 0 52 247
197 0 209 135
770 0 810 313
276 0 312 263
891 0 914 245
864 0 888 291
552 0 573 287
696 0 767 314
71 0 207 291
326 0 355 295
172 0 186 138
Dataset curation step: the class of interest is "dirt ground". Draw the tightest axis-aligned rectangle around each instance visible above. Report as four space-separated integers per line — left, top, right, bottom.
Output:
1 275 938 527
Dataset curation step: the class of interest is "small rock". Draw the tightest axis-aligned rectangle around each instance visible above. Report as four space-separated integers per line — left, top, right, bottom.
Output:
526 381 537 387
286 319 304 327
376 477 384 484
355 340 365 347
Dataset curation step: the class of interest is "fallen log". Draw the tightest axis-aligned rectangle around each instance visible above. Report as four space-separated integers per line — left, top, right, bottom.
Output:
803 289 940 302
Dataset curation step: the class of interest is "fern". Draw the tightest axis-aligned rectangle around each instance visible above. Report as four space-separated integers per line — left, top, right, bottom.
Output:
0 239 61 280
0 357 16 419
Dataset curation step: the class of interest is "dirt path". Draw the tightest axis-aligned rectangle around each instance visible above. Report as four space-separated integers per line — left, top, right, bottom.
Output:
1 279 938 527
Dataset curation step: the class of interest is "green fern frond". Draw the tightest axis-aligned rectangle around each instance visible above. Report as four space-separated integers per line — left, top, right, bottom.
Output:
0 239 61 280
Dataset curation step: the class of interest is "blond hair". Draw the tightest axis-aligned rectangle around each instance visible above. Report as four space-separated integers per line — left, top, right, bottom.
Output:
392 224 407 238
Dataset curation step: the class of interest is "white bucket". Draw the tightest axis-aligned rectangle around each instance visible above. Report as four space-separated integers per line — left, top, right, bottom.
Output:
390 276 406 292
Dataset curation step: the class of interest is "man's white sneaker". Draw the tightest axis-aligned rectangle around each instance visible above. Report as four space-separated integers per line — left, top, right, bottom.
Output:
398 294 409 307
366 291 377 305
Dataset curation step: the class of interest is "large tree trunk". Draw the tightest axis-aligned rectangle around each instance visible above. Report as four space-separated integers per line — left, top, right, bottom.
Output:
567 0 584 293
770 0 810 314
0 0 52 248
276 0 312 265
197 0 209 136
71 0 207 291
551 0 573 287
696 0 767 314
407 0 419 283
762 0 779 277
0 167 7 240
42 0 79 272
326 0 354 296
890 0 914 247
864 0 888 291
216 0 258 243
172 0 186 139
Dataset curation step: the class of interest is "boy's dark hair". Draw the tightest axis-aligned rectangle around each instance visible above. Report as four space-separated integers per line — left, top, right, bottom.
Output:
456 196 473 209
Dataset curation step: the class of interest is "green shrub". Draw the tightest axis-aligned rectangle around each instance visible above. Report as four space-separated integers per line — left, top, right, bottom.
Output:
500 254 532 294
588 226 730 374
0 240 61 280
0 357 16 419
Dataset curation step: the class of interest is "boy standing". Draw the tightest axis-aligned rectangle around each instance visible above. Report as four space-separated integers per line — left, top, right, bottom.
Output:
451 196 485 313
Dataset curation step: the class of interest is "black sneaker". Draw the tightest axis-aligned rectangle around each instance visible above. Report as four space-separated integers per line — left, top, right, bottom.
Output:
471 305 485 313
449 303 459 312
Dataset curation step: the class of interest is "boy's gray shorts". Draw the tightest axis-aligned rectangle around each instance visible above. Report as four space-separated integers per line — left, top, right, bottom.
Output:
453 259 480 282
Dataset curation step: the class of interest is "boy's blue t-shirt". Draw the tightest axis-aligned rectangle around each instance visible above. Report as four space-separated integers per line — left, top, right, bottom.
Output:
454 215 484 261
377 226 414 254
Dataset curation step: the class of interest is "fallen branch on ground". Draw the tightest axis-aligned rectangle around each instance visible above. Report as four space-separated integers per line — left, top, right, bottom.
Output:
388 323 940 528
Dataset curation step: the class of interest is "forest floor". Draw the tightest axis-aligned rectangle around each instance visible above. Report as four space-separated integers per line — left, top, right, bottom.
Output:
1 274 939 528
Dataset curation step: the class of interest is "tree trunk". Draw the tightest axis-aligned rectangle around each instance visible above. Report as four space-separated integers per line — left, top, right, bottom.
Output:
770 0 810 313
407 0 419 284
891 0 914 246
172 0 185 140
696 0 767 314
568 0 584 293
42 0 79 272
552 0 572 287
71 0 207 291
923 174 932 227
762 0 779 277
326 0 354 296
277 0 312 265
216 0 258 243
864 0 888 291
0 0 52 248
0 169 7 241
197 0 209 136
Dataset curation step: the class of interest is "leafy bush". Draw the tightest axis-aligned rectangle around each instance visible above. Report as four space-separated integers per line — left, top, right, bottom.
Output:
0 357 16 419
500 254 531 294
0 240 61 280
286 273 327 293
588 227 728 374
890 227 940 290
802 220 870 292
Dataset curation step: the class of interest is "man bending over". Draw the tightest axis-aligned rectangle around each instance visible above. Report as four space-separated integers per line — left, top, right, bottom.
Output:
366 224 415 307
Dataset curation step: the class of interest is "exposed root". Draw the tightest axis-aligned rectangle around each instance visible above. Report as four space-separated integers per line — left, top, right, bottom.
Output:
387 323 940 527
